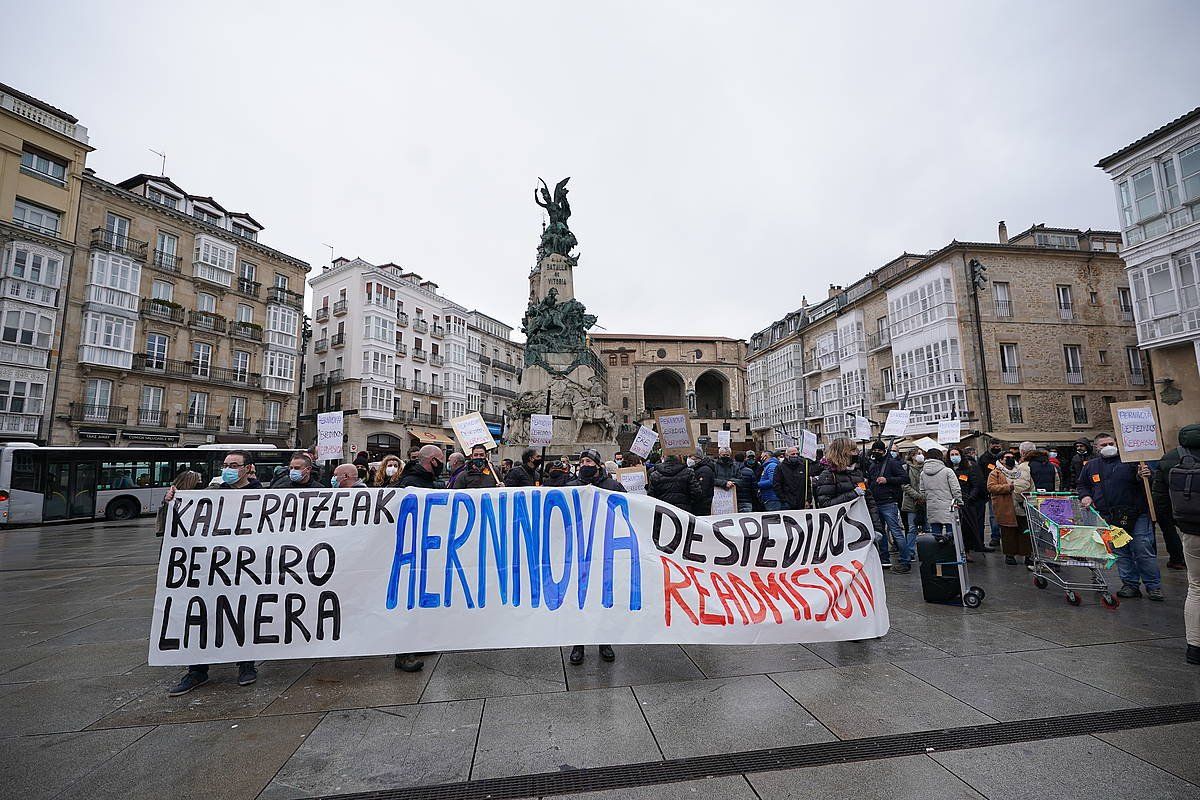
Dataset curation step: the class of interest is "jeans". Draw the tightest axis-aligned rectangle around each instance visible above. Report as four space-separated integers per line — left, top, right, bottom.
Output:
1115 512 1161 590
987 500 1000 543
1184 534 1200 647
929 521 953 538
763 499 782 511
877 502 907 564
190 661 254 674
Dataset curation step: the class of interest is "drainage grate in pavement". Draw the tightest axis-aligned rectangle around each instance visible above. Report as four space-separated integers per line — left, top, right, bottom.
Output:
315 701 1200 800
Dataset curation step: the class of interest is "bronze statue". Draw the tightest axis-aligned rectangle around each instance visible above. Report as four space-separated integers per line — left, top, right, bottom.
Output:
535 177 578 260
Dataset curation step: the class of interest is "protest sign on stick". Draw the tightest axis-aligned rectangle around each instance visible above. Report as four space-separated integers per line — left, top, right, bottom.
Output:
655 408 694 455
717 430 731 449
881 409 911 438
149 488 888 665
450 412 497 452
316 411 344 462
615 466 649 495
629 425 658 459
936 419 962 447
1110 400 1164 521
529 414 553 447
854 415 872 443
801 429 818 460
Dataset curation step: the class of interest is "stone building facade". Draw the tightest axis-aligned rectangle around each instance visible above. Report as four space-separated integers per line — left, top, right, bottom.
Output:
588 333 752 453
1097 106 1200 443
0 83 91 442
749 222 1144 451
49 172 309 447
466 311 522 442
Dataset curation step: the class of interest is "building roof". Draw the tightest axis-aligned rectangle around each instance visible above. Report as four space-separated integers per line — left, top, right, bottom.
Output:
590 333 744 343
1096 106 1200 169
228 212 263 229
187 194 228 213
0 81 78 123
116 174 187 196
1008 223 1120 241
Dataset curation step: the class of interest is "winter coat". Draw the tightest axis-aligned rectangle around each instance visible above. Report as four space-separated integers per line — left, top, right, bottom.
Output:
1024 450 1059 493
977 449 1004 488
714 458 756 504
649 459 699 514
1066 437 1094 490
866 454 909 507
567 469 626 493
503 462 541 487
1077 455 1148 519
900 462 925 513
453 462 500 489
542 468 573 487
811 464 882 532
396 460 439 489
756 457 780 503
1152 423 1200 534
693 459 716 514
772 458 812 510
952 461 985 506
919 459 962 525
987 466 1019 528
445 465 467 489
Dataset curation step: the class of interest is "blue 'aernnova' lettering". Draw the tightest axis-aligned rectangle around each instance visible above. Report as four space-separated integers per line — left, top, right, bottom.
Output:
540 489 573 610
419 493 449 608
478 493 508 607
603 493 641 610
445 492 477 609
575 489 599 609
386 493 420 610
511 490 541 607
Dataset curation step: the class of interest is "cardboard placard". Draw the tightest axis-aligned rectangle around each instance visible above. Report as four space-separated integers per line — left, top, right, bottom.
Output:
655 408 694 455
529 414 553 447
854 415 872 442
717 430 731 449
881 409 911 437
629 425 658 459
316 411 344 462
1109 401 1163 462
449 412 497 452
801 429 818 461
711 485 737 515
615 465 648 495
936 419 962 447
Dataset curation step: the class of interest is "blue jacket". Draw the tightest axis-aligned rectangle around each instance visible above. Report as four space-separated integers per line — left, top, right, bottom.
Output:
1076 455 1147 516
757 457 779 502
866 454 909 506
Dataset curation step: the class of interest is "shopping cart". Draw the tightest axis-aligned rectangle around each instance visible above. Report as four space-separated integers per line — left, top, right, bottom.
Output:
1023 491 1120 608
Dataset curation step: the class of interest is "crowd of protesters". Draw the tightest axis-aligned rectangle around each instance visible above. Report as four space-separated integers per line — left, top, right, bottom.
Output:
163 419 1200 696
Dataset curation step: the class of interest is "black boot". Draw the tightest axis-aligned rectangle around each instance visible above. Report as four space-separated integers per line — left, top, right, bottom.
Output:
1187 645 1200 665
598 644 615 662
569 645 585 665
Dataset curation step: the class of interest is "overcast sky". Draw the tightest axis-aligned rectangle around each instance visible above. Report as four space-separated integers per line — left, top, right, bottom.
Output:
4 1 1197 338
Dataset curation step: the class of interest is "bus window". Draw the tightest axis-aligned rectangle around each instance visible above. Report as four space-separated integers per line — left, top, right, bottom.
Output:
152 461 175 487
99 461 152 490
174 461 210 483
12 450 40 492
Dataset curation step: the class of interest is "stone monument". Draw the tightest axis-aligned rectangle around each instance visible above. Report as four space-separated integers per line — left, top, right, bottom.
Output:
505 178 619 457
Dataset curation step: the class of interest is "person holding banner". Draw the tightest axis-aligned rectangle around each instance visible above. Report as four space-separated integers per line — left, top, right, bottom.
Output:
168 451 262 697
390 445 448 673
1077 433 1162 601
504 448 543 487
812 439 883 536
566 449 625 665
269 452 322 490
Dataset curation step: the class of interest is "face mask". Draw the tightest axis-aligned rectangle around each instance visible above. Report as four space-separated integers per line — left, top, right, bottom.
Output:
786 455 801 465
950 455 961 466
720 455 732 463
1003 457 1016 469
385 465 398 477
289 469 304 482
914 454 925 464
532 460 542 470
470 458 487 470
1100 445 1119 458
331 476 341 488
221 467 240 484
871 451 883 461
579 465 598 481
430 460 443 475
686 458 696 468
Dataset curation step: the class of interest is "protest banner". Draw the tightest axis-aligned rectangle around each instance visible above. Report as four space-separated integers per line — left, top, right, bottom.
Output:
1110 400 1164 520
529 414 554 447
936 419 961 447
149 488 888 665
629 425 658 459
615 466 648 495
316 411 344 462
655 408 694 455
717 430 731 450
881 409 911 437
801 429 818 460
711 485 737 515
854 415 872 442
450 412 497 451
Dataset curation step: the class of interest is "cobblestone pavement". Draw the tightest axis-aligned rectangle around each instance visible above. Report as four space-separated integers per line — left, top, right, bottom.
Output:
2 517 1197 799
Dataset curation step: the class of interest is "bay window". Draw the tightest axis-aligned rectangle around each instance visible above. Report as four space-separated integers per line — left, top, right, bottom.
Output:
1132 167 1159 221
193 235 236 286
266 304 299 349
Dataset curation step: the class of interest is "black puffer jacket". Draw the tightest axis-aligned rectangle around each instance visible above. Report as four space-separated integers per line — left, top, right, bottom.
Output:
567 469 626 493
772 458 812 510
503 462 540 487
397 460 439 489
812 464 882 531
1066 437 1093 490
693 458 716 514
648 458 698 514
1025 450 1059 492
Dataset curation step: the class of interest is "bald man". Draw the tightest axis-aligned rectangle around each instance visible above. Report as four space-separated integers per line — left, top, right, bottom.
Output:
332 463 366 488
396 444 445 490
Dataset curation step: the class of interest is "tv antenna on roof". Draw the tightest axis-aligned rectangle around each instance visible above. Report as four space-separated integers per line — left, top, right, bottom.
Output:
321 243 335 263
149 148 166 176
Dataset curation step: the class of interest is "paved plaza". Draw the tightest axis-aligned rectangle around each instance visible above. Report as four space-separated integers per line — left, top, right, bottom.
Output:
1 517 1198 800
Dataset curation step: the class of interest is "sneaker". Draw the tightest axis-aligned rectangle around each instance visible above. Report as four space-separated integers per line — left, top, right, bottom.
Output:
1147 588 1165 602
1187 645 1200 665
1116 585 1142 599
569 645 585 665
1004 555 1017 565
394 653 425 672
598 645 615 662
892 563 912 574
880 560 893 570
168 670 209 697
237 664 258 686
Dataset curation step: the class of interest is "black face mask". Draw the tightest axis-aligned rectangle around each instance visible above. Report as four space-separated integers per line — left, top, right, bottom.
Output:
578 465 598 481
531 460 542 470
871 451 884 461
1002 457 1016 469
470 458 487 470
990 447 1002 454
786 456 801 465
720 456 732 463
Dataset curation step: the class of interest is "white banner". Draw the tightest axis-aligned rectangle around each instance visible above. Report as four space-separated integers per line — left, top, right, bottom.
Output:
630 425 659 459
529 414 554 447
316 412 344 462
149 489 888 665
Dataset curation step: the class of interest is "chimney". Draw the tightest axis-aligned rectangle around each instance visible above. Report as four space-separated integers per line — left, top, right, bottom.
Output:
998 220 1008 244
828 284 842 299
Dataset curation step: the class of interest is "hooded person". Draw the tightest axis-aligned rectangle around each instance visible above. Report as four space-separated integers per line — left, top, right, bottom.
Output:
648 454 699 514
1151 423 1200 663
542 458 574 486
713 447 755 512
1066 436 1094 490
567 449 624 666
919 448 963 539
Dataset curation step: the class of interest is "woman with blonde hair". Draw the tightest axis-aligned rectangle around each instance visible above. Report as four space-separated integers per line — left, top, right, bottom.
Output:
156 469 202 536
372 454 404 488
812 437 883 533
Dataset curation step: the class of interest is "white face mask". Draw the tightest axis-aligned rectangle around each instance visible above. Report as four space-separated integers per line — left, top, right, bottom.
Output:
1099 445 1119 458
385 465 398 476
914 454 925 464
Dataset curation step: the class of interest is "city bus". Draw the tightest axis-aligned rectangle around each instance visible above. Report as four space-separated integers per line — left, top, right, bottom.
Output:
0 444 292 526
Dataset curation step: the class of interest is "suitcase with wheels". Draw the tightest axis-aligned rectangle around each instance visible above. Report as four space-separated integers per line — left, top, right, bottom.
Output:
917 533 962 603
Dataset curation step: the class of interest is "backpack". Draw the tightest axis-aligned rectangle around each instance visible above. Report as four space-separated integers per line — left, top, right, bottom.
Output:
1168 447 1200 529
